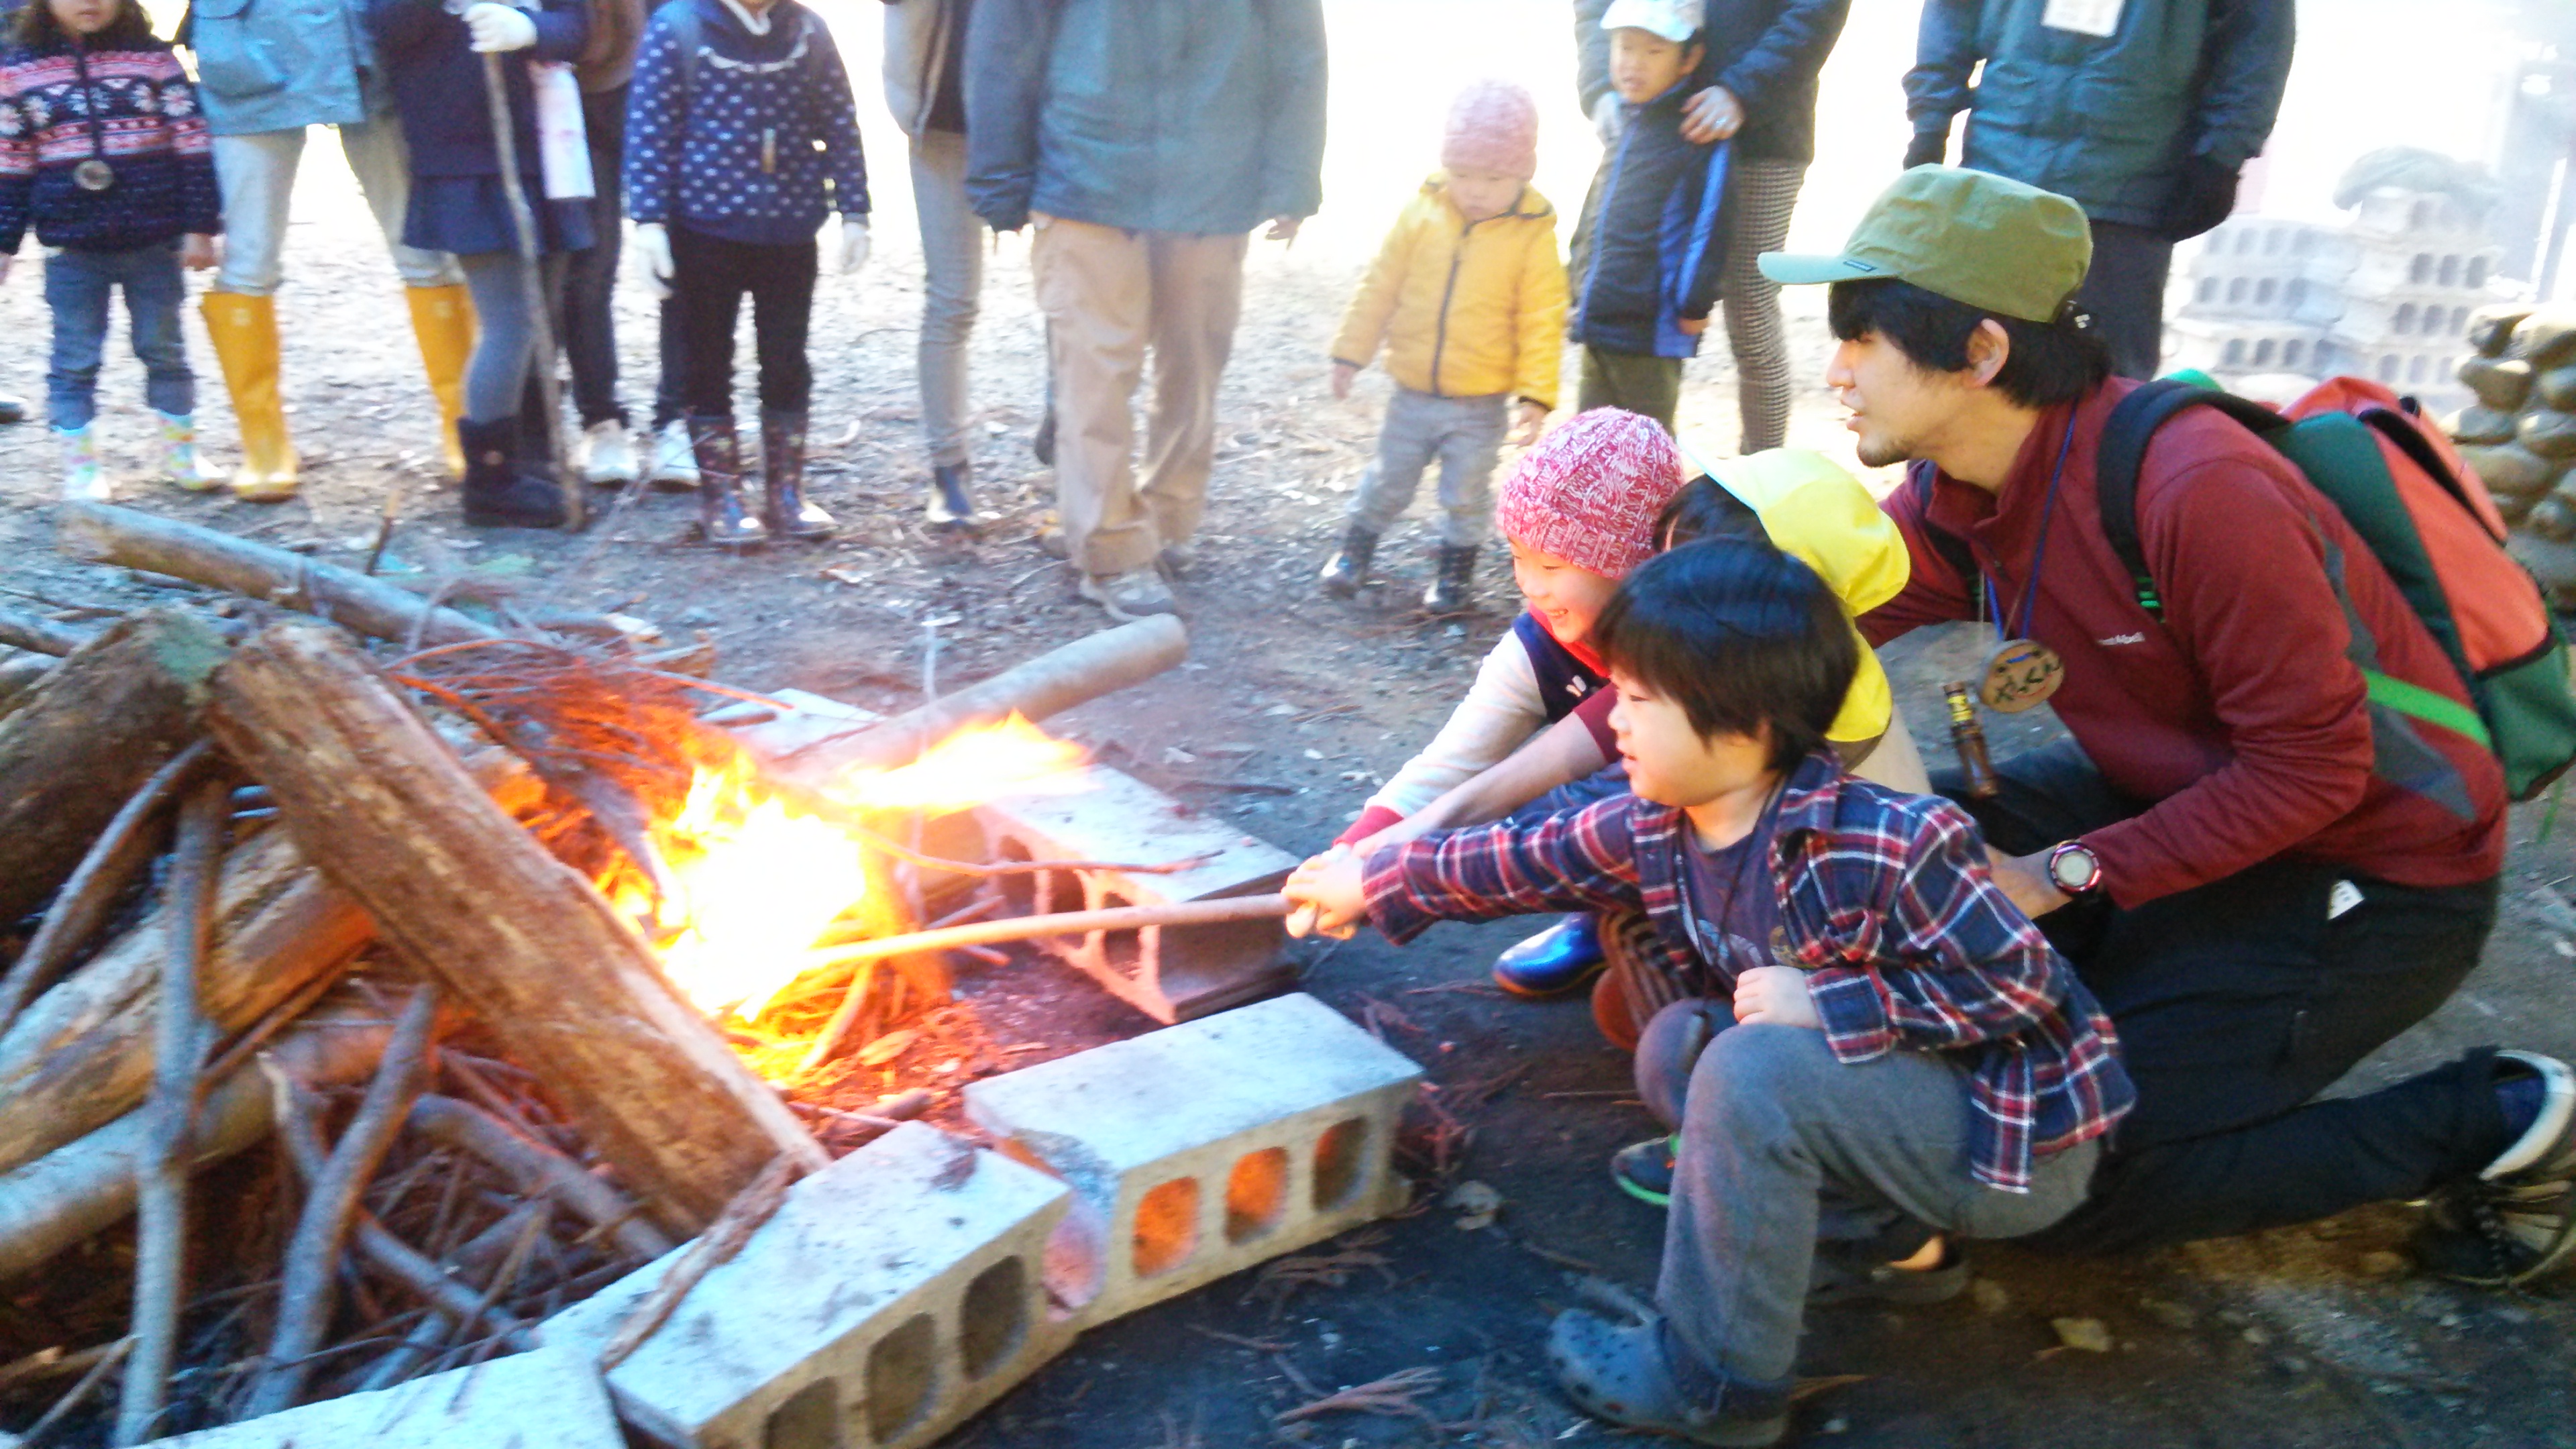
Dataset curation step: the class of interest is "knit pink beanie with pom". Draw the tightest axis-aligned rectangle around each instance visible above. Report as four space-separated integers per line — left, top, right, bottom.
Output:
1493 410 1685 578
1442 79 1540 182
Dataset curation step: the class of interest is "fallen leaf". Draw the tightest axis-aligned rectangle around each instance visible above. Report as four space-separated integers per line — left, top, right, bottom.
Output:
858 1028 921 1067
2051 1317 2113 1353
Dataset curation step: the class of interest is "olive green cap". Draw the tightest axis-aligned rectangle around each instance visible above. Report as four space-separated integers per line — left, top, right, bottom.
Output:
1758 167 2093 323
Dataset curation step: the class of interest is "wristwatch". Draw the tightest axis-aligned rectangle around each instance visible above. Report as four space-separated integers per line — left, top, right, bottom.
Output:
2047 841 2104 896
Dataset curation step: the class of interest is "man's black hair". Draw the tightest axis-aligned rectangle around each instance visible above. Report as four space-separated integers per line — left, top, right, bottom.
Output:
1826 277 2110 409
1593 538 1856 773
1656 475 1763 551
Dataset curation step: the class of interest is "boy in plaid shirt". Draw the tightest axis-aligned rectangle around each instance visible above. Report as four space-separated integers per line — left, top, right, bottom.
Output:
1288 539 2132 1445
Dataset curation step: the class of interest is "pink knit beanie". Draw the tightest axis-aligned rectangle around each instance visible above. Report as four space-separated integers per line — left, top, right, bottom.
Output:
1441 79 1540 182
1494 409 1685 578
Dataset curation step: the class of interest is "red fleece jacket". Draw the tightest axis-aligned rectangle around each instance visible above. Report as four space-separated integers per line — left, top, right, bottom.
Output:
1861 379 2506 908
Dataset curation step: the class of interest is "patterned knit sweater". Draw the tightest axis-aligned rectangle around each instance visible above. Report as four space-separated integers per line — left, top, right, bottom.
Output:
0 32 219 254
623 0 868 246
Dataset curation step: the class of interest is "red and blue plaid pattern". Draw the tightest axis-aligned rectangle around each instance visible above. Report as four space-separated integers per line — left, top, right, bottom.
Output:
1362 753 2135 1191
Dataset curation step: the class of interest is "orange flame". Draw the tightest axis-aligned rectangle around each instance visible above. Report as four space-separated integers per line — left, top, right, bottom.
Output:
615 715 1090 1023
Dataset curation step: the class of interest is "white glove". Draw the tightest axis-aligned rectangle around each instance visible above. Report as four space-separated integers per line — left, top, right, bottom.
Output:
1591 91 1625 147
463 2 537 52
631 221 673 301
837 215 871 274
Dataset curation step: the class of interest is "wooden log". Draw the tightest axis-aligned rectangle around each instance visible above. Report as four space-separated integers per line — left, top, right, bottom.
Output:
54 501 496 647
0 824 374 1177
765 615 1187 782
206 621 824 1234
0 985 401 1285
0 648 52 720
0 607 229 925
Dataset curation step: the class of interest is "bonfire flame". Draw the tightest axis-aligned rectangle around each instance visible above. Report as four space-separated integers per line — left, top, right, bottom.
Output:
619 714 1088 1022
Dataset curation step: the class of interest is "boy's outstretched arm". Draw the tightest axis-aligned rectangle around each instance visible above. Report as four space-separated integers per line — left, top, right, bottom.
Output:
1360 800 1646 945
1804 800 2073 1061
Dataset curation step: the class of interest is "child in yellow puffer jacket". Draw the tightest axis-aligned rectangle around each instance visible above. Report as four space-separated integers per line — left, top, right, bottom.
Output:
1318 79 1568 612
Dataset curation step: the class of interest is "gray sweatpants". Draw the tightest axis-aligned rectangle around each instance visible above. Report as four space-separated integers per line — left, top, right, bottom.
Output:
1346 385 1508 547
1643 1014 2098 1383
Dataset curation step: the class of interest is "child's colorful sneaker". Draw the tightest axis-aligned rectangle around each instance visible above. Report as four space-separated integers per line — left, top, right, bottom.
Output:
156 411 222 492
56 424 106 501
1612 1134 1677 1208
1493 913 1606 996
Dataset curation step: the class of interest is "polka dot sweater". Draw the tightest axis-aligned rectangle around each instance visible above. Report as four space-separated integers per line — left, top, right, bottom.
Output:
622 0 867 246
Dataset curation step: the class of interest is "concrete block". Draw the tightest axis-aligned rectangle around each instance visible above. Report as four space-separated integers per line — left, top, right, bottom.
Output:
141 1346 620 1449
714 687 885 765
973 766 1301 1022
964 992 1423 1328
539 1123 1073 1449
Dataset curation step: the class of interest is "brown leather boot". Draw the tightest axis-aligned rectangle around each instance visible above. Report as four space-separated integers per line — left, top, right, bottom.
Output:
759 409 835 540
688 414 766 549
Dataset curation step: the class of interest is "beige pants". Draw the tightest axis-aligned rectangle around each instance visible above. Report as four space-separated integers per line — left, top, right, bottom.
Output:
1030 214 1248 576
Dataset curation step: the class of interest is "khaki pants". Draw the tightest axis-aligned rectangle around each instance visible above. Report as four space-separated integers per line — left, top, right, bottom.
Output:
1030 214 1248 576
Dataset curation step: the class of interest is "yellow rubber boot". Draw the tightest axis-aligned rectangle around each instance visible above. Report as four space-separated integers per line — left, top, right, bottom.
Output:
199 291 299 502
406 284 476 478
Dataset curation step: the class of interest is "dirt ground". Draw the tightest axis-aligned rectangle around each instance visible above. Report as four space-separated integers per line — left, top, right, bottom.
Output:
3 14 2574 1445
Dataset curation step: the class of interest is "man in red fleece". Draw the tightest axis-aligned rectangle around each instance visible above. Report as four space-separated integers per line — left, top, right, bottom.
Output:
1757 167 2572 1288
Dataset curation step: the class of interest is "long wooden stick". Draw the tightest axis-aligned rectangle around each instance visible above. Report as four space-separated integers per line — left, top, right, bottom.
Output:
804 893 1292 972
245 985 440 1417
113 777 228 1447
0 741 213 1037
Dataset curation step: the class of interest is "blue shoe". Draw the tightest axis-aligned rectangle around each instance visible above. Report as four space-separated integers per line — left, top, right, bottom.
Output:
1493 914 1606 998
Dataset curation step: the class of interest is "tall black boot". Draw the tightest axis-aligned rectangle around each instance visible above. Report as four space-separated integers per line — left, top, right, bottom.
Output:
688 413 766 549
1424 542 1481 613
1318 525 1378 598
758 410 835 540
458 416 568 529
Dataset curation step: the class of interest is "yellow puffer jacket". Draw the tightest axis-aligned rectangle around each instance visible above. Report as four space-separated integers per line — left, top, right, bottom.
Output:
1330 176 1567 409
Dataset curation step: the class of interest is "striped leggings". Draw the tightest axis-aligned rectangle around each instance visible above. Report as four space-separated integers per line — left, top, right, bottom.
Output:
1722 158 1807 454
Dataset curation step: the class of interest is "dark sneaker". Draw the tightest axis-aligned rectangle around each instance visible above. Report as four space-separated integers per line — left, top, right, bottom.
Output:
1613 1135 1677 1208
1807 1237 1970 1306
2415 1051 2576 1287
1493 914 1607 997
1546 1311 1790 1448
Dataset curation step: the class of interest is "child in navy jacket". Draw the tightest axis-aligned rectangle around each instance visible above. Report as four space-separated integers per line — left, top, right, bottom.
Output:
624 0 869 550
0 0 221 499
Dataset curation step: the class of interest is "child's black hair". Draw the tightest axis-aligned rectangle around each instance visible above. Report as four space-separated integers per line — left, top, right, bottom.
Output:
1825 277 2110 409
1656 475 1763 551
1593 538 1856 773
13 0 157 49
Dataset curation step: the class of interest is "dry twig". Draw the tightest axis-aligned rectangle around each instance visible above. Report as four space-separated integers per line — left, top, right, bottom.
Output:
1273 1366 1444 1426
598 1152 805 1370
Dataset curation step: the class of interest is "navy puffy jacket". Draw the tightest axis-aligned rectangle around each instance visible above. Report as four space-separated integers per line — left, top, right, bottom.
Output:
1566 85 1732 360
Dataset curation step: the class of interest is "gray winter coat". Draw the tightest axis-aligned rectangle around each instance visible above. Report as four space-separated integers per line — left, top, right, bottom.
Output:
1904 0 2292 230
963 0 1326 235
182 0 386 136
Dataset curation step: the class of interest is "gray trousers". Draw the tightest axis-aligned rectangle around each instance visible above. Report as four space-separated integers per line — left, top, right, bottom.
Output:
1345 385 1507 547
909 129 982 468
1646 1014 2098 1382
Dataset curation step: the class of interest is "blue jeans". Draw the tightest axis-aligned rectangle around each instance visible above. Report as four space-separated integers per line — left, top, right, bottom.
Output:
46 241 193 431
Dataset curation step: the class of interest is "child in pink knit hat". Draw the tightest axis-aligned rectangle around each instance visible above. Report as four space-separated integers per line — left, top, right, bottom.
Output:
1320 78 1568 612
1333 409 1685 853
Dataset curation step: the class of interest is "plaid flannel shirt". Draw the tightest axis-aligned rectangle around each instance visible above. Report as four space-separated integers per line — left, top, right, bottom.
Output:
1363 752 2135 1191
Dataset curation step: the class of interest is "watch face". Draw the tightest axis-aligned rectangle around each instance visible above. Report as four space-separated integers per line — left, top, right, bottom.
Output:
2050 845 2098 892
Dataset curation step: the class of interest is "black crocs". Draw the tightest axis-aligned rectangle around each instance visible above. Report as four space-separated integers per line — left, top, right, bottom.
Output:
1544 1310 1790 1448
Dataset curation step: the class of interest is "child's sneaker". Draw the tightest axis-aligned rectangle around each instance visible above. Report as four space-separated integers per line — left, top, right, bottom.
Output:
647 419 700 492
56 424 107 501
581 419 640 486
1318 525 1377 596
1424 542 1480 612
1612 1134 1677 1207
1079 566 1179 621
156 411 222 492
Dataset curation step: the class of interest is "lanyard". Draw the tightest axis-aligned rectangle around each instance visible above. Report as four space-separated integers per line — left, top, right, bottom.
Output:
1980 415 2078 643
68 42 115 193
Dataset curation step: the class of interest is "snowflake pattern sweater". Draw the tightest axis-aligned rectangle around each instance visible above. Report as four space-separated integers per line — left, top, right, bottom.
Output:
622 0 868 246
0 32 219 254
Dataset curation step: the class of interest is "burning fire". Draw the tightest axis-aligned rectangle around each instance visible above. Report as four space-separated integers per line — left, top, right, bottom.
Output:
615 715 1088 1022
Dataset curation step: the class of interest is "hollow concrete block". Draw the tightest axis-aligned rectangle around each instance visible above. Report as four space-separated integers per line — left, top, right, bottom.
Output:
140 1346 621 1449
963 992 1423 1328
538 1122 1073 1449
974 766 1302 1022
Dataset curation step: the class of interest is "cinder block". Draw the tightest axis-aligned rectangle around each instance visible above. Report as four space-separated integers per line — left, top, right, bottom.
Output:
539 1123 1073 1449
142 1346 621 1449
973 766 1301 1021
714 687 884 765
963 992 1423 1328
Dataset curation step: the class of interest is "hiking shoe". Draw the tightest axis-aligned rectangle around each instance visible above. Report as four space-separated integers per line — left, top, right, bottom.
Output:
1613 1136 1677 1208
1807 1238 1970 1306
1493 914 1607 996
1546 1311 1790 1448
2414 1051 2576 1287
1078 566 1179 621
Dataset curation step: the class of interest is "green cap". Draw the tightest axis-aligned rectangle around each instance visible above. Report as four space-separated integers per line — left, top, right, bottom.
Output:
1758 167 2093 323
